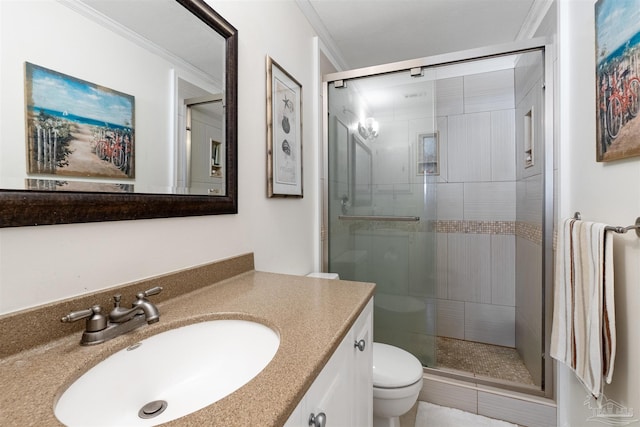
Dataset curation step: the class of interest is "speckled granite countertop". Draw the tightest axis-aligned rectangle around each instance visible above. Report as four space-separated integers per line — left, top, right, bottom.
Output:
0 270 375 426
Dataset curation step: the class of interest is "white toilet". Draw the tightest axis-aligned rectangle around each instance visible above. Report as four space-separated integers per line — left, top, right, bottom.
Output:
306 273 423 427
372 342 423 427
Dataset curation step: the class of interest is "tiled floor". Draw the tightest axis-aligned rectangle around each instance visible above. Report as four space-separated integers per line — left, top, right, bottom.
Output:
398 336 538 427
436 336 536 385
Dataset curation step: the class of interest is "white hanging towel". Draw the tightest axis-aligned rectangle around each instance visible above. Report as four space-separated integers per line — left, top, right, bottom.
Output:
550 218 616 399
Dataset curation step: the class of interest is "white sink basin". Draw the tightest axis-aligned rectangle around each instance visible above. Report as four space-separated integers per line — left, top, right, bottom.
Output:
55 320 280 426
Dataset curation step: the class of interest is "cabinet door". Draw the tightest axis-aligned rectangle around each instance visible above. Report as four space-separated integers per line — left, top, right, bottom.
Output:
305 332 353 426
282 400 305 427
352 299 373 427
283 297 374 427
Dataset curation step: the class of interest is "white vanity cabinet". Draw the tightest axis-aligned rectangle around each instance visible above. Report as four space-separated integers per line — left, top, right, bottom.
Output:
284 299 373 427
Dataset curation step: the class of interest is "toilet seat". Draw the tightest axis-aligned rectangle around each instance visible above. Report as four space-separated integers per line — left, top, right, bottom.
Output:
373 342 423 389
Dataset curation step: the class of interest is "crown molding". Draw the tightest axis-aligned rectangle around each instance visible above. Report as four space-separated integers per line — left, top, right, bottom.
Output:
516 0 554 40
295 0 349 71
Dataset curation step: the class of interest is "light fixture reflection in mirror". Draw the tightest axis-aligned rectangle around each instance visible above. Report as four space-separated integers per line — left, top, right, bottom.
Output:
0 0 238 227
358 117 379 140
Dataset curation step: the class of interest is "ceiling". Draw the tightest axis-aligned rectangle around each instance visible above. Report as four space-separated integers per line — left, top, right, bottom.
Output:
298 0 552 71
77 0 225 84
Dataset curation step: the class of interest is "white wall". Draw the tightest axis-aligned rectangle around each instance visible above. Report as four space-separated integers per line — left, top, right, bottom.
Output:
0 0 320 314
556 1 640 426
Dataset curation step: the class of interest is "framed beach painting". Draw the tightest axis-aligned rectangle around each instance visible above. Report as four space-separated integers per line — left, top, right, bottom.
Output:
24 62 135 178
595 0 640 162
266 56 303 198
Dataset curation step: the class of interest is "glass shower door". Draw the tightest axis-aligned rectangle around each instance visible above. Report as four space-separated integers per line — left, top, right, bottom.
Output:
326 69 438 366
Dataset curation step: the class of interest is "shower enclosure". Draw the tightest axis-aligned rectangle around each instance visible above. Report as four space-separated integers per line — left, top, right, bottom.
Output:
323 40 553 395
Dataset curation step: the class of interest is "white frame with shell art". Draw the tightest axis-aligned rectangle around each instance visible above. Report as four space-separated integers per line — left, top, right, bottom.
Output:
266 56 303 198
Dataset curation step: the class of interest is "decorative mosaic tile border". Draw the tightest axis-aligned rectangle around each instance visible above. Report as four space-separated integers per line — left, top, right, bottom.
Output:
434 220 542 244
515 222 543 245
435 220 515 235
338 218 543 245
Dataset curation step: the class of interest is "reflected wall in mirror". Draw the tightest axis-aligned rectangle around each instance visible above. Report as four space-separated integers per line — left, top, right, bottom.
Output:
0 0 238 226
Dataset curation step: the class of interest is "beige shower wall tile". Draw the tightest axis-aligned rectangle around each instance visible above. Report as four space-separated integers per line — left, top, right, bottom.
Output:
465 112 492 181
491 109 516 181
436 183 463 220
465 302 515 347
516 309 543 387
464 182 516 221
420 376 478 414
436 76 464 117
464 68 515 113
516 173 543 225
491 235 515 306
515 235 542 376
408 231 437 298
436 116 449 182
447 114 466 183
436 299 465 339
447 234 491 303
436 233 448 299
447 113 492 182
478 391 556 427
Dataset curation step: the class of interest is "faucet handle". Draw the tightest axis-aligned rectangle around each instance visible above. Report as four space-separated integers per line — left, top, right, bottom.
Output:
61 307 94 323
112 294 122 307
138 286 163 299
61 305 107 332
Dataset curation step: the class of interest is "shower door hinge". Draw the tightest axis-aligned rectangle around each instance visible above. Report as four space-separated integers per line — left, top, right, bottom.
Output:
410 67 423 77
334 80 346 88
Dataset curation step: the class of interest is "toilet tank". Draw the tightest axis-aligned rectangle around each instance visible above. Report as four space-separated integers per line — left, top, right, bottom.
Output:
306 272 340 280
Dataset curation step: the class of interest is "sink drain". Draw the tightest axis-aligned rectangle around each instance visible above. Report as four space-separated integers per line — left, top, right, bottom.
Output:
138 400 168 419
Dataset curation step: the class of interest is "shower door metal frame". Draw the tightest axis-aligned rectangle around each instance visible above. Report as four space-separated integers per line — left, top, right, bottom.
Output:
321 37 555 399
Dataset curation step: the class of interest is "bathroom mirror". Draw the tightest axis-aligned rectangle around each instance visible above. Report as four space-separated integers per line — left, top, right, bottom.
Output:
0 0 238 227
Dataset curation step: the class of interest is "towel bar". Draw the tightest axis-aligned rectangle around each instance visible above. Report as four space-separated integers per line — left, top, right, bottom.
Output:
573 212 640 238
338 215 420 222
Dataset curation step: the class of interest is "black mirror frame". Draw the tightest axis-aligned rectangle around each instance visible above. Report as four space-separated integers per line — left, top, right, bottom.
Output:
0 0 238 228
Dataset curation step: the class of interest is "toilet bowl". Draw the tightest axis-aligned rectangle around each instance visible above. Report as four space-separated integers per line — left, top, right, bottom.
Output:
305 273 423 427
372 342 423 427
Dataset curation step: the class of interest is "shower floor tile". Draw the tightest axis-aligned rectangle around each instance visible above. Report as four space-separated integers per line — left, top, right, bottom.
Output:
436 337 536 386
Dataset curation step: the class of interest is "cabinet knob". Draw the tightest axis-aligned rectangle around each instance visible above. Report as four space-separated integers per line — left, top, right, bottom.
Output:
354 339 366 352
308 412 326 427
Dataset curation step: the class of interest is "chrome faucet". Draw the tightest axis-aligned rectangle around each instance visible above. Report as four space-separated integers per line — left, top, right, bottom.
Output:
109 287 162 324
61 286 163 345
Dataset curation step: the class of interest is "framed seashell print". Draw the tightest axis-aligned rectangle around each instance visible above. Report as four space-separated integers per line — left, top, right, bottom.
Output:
266 56 303 197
